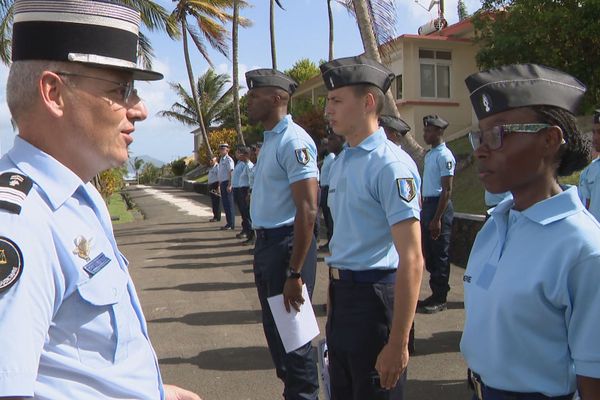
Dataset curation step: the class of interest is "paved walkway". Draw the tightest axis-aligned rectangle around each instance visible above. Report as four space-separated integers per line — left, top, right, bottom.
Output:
115 185 470 400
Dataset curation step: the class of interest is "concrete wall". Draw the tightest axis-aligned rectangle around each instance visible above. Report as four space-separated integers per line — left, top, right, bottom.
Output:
449 212 485 268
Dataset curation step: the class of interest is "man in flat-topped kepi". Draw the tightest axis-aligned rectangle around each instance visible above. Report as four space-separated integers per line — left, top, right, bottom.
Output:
246 68 321 400
0 1 200 399
321 54 423 400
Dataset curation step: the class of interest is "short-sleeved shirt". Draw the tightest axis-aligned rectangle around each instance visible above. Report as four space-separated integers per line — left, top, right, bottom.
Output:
250 115 318 229
460 186 600 396
578 157 600 222
0 137 163 399
238 160 254 188
207 164 219 185
231 161 245 188
217 154 234 183
422 142 455 197
320 152 336 187
325 128 421 270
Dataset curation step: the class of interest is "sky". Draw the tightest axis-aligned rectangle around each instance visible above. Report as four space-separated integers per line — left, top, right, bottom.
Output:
0 0 482 162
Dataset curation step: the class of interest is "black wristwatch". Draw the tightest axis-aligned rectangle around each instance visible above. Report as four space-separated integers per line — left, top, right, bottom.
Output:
286 268 302 280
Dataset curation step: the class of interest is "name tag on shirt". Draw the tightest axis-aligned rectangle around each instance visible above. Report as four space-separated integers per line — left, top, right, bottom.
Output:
476 262 497 290
83 253 111 276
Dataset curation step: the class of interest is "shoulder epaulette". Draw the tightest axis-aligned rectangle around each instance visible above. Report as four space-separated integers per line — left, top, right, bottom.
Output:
0 173 33 214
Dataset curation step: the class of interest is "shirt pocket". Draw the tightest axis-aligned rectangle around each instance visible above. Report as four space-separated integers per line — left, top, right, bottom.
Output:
76 265 129 368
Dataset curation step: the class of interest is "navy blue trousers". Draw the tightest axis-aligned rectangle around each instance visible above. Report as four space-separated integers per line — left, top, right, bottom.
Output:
219 181 235 229
320 186 333 243
233 187 252 236
208 182 221 220
421 198 454 301
253 229 319 400
326 280 406 400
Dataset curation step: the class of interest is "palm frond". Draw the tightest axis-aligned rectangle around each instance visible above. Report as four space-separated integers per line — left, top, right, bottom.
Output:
118 0 171 33
137 31 154 70
274 0 285 10
341 0 397 46
196 15 230 58
186 23 214 67
157 110 198 126
0 1 12 65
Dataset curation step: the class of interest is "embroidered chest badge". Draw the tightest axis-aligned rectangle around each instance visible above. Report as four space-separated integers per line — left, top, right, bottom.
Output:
396 178 416 202
295 148 310 165
0 237 24 292
73 236 93 262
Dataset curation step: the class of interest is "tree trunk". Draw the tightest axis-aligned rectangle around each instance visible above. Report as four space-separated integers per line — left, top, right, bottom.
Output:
232 0 245 145
352 0 425 166
270 0 277 69
182 17 213 161
327 0 334 61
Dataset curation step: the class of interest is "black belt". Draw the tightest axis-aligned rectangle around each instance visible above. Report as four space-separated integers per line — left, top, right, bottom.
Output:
329 267 396 284
468 370 574 400
255 225 293 240
422 196 440 203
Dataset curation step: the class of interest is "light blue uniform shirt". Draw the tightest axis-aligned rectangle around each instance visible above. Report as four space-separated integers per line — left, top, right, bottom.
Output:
207 164 219 185
422 142 455 197
326 128 421 270
231 161 245 188
320 152 336 187
217 154 234 182
250 115 318 229
0 137 163 399
248 163 256 189
238 160 254 188
460 186 600 396
578 157 600 222
484 190 512 207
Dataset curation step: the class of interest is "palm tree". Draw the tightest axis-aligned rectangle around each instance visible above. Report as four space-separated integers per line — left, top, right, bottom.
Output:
349 0 425 164
0 0 176 68
327 0 335 61
170 0 249 160
270 0 284 69
158 69 235 132
231 0 245 146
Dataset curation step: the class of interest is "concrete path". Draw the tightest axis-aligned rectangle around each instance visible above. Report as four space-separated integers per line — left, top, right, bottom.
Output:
115 185 470 400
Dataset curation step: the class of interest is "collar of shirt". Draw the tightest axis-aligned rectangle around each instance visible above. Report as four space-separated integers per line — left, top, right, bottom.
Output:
264 114 292 137
345 128 386 152
8 136 86 210
492 185 583 226
430 142 448 152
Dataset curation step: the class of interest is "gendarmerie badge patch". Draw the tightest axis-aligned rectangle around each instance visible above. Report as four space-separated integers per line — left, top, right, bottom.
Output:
295 148 310 165
446 161 453 170
396 178 416 202
0 237 24 292
0 173 33 214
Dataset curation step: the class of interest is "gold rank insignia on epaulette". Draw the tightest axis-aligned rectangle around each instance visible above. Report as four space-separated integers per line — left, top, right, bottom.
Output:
0 173 33 214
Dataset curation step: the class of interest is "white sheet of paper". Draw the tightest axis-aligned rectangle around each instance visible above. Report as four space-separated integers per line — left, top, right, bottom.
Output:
267 284 320 353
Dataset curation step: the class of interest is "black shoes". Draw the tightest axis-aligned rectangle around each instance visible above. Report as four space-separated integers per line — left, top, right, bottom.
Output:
417 295 447 314
236 232 247 239
209 218 220 222
220 225 233 230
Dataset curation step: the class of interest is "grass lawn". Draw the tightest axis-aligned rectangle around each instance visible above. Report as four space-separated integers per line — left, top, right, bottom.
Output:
195 174 208 183
107 192 135 224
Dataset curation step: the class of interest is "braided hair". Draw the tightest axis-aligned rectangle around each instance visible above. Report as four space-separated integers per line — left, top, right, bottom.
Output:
533 106 591 177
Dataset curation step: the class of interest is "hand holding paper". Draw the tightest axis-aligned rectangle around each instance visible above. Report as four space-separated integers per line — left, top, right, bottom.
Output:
267 284 320 353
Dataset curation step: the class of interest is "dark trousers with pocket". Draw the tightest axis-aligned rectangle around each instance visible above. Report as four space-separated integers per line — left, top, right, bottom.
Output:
253 227 319 400
327 280 407 400
421 198 454 302
233 186 252 236
219 180 235 228
209 181 221 220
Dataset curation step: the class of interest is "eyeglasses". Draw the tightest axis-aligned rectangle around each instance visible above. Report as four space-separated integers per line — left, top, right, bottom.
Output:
468 123 554 150
54 71 136 103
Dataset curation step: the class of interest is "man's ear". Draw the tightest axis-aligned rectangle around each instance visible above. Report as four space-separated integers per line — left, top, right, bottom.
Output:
39 71 66 118
364 92 376 114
